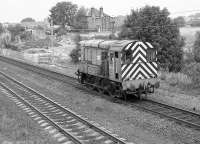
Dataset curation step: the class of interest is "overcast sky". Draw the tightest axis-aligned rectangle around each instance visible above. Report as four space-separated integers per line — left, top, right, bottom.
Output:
0 0 200 23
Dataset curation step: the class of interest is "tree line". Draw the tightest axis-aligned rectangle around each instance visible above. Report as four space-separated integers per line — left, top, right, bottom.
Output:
1 1 200 73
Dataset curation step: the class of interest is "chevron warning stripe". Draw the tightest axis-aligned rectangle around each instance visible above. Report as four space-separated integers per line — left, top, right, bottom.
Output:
121 41 158 81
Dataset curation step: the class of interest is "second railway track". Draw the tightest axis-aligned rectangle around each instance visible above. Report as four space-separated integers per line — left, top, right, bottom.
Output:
0 71 133 144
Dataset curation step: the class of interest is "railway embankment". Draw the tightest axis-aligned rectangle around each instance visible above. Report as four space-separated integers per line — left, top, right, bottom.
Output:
0 85 57 144
1 48 200 113
1 54 200 144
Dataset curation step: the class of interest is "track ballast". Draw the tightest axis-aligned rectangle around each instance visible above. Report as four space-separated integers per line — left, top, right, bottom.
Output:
1 55 200 131
0 71 133 144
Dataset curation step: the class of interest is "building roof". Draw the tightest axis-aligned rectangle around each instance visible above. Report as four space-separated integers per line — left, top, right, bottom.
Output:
86 7 112 18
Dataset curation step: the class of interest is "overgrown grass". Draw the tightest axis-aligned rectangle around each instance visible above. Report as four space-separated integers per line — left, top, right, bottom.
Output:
159 71 192 88
0 94 55 143
159 62 200 90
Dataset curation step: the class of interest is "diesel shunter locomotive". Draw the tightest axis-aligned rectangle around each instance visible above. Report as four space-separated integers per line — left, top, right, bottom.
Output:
76 39 159 99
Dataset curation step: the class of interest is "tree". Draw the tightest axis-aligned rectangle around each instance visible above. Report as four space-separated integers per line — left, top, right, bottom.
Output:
193 31 200 62
174 16 185 27
49 1 78 28
0 32 11 48
74 7 88 29
119 6 184 72
7 24 25 41
21 17 36 23
0 23 4 34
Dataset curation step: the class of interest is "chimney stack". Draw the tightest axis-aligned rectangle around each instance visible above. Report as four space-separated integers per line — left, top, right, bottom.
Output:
100 7 103 17
91 7 95 17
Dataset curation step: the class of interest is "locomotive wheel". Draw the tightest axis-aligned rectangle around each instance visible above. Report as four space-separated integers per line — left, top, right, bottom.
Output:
150 86 154 93
100 79 114 96
137 88 142 100
119 90 127 100
80 73 85 84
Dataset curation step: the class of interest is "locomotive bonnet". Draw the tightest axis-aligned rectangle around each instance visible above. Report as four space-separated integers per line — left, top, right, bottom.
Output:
76 39 159 98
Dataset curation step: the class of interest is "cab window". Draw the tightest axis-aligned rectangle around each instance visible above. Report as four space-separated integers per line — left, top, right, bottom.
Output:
122 49 132 64
147 49 156 62
110 53 114 64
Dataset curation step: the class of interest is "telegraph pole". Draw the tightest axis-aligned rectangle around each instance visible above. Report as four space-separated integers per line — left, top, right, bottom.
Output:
51 20 54 48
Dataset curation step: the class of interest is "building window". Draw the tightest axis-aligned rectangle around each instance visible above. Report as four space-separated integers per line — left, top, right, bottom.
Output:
115 52 118 58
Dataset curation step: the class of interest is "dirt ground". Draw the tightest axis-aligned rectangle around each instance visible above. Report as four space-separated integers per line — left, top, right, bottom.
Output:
1 61 200 144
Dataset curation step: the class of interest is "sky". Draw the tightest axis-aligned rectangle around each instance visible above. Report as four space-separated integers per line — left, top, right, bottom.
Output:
0 0 200 23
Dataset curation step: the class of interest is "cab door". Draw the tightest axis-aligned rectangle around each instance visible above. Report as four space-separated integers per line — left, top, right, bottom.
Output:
101 51 109 77
114 51 120 80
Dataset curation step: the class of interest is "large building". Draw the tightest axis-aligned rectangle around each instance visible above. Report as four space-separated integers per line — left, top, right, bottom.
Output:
85 7 115 32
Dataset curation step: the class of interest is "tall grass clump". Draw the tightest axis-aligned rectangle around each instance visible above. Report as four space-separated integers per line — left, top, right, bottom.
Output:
183 63 200 88
159 71 192 87
69 33 81 63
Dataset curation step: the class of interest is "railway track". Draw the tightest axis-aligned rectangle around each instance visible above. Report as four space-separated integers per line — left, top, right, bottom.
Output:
133 100 200 130
1 55 200 131
0 71 133 144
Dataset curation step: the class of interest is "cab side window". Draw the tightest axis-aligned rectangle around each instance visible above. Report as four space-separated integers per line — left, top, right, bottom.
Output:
122 49 132 64
110 53 114 64
147 49 156 62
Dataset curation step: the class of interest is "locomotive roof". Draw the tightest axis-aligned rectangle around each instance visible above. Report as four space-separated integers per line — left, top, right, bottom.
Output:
80 39 140 51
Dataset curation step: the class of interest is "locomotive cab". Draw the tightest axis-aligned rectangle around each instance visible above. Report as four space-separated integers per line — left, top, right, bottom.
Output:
120 41 159 95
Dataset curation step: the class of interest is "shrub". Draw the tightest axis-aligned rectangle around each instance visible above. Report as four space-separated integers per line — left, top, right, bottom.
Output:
7 24 25 41
183 63 200 88
159 71 192 87
69 47 80 63
54 27 68 36
193 31 200 63
166 72 192 87
69 33 81 63
6 44 19 51
0 32 11 48
184 51 195 64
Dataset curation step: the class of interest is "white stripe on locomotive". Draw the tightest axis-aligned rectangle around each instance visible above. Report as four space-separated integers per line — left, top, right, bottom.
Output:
122 64 126 71
136 73 145 79
147 62 157 74
130 42 138 51
122 63 139 80
140 63 154 76
139 42 148 49
146 42 154 48
125 43 132 50
132 53 146 64
132 46 146 58
122 63 134 78
130 67 149 80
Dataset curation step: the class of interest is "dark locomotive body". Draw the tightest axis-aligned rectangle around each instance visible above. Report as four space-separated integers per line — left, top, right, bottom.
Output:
76 39 159 99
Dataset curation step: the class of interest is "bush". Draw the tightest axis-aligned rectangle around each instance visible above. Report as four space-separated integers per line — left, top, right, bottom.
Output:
7 24 25 41
69 33 81 63
166 72 192 87
54 27 68 36
184 51 195 64
0 32 11 48
6 44 19 51
159 71 192 87
183 63 200 88
69 47 80 63
193 31 200 63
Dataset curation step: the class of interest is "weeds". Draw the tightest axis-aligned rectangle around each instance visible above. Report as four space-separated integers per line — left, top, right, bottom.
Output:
159 71 192 87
